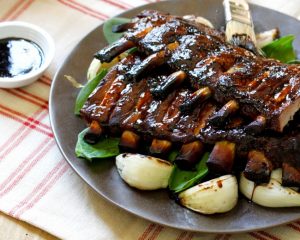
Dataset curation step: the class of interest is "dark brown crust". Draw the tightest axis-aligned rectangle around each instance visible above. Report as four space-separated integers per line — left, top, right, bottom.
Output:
282 161 300 187
207 141 236 175
244 150 273 183
95 10 300 132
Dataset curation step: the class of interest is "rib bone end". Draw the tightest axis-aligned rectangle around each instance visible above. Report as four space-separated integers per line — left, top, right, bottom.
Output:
282 161 300 187
119 130 140 152
209 100 239 127
180 87 211 112
151 71 186 98
83 120 103 144
244 150 273 184
175 141 204 170
149 139 172 156
207 141 235 175
244 116 266 135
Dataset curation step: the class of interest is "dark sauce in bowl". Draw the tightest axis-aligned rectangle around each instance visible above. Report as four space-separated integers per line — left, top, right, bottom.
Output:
0 38 44 78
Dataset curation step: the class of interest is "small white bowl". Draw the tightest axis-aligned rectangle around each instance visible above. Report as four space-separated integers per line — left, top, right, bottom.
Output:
0 21 55 88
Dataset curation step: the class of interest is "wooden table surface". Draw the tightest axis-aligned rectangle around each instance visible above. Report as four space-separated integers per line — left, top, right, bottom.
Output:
0 1 299 240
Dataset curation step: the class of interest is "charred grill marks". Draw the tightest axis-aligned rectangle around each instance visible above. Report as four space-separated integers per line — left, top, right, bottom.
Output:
96 10 300 132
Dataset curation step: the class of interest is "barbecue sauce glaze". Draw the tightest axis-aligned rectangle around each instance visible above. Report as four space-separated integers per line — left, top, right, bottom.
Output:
0 38 44 78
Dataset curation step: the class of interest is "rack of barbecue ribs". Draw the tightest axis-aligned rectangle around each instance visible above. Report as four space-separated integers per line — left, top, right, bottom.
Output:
80 10 300 187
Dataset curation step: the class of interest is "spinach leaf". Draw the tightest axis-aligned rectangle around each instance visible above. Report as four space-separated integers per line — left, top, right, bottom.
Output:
103 17 131 44
287 59 300 64
75 128 120 161
74 69 107 115
262 35 297 63
168 150 179 162
168 152 209 193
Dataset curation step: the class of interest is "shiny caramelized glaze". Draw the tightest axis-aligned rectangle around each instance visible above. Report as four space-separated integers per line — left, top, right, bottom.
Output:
96 10 300 132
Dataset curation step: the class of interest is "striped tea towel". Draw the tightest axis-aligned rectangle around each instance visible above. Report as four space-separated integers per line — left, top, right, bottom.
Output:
0 0 300 239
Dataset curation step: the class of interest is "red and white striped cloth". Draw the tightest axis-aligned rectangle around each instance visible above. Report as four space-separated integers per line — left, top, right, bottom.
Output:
0 0 300 239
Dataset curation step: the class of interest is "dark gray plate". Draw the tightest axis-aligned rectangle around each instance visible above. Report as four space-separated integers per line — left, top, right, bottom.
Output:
49 0 300 233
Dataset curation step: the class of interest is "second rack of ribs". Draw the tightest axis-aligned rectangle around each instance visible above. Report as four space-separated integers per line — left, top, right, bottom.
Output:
95 10 300 133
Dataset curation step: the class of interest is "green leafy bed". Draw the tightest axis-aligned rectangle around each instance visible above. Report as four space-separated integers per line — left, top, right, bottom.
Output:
261 35 298 63
75 128 119 161
74 17 299 193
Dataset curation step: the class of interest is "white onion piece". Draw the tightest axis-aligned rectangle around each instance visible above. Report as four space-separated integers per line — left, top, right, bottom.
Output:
116 153 173 190
179 175 238 214
240 169 300 207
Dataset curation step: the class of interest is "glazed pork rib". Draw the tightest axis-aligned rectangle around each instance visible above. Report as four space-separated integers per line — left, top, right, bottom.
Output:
80 54 300 187
95 10 300 133
81 55 215 144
